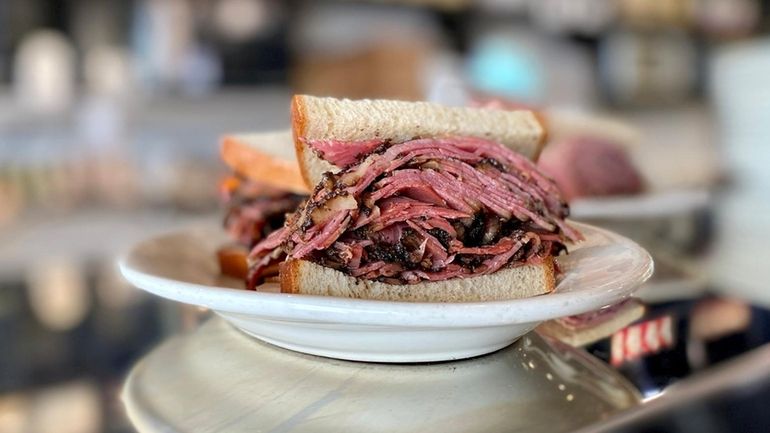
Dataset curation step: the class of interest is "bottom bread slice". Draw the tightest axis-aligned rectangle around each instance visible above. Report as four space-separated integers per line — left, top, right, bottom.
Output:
280 256 555 302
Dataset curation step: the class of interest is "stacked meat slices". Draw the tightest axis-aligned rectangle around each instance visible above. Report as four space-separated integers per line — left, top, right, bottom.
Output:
247 137 581 289
221 177 306 249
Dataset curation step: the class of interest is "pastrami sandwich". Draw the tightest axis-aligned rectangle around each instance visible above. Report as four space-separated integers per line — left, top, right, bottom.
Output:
218 131 309 278
247 96 582 302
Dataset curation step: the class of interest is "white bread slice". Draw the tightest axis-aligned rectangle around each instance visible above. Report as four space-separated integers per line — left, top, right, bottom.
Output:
220 131 310 194
545 109 640 149
291 95 547 188
536 299 645 347
280 256 555 303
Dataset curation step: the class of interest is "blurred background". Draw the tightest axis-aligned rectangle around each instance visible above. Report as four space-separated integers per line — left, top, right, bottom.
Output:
1 0 770 432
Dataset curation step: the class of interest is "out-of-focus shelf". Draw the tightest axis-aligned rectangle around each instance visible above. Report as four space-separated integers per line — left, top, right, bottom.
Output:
0 87 293 164
0 87 291 126
0 210 218 279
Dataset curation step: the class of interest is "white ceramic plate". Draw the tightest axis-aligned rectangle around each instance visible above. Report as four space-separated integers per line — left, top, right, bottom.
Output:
570 189 710 220
119 222 652 362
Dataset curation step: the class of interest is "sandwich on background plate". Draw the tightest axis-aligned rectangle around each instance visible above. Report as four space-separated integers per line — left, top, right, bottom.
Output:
217 131 309 279
537 135 645 201
536 104 645 202
473 97 645 201
246 95 582 302
537 298 646 347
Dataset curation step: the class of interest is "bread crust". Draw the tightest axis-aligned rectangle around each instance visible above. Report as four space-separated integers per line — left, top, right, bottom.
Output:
290 95 313 189
532 110 549 162
280 259 302 294
217 246 248 280
220 135 309 194
542 255 556 294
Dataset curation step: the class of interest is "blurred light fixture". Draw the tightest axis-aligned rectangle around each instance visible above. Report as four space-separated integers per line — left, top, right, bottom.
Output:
13 30 76 114
26 258 91 332
213 0 270 42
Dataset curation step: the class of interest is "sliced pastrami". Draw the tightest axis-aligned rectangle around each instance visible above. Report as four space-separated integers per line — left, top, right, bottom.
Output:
246 136 581 288
370 197 470 231
223 180 307 287
304 138 384 167
246 227 290 288
223 183 305 248
291 210 351 258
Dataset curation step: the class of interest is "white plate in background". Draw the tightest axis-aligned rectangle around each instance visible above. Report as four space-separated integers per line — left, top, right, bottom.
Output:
119 222 653 362
570 189 710 220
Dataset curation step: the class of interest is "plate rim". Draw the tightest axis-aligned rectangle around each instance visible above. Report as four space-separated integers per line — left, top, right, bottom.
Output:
118 221 653 328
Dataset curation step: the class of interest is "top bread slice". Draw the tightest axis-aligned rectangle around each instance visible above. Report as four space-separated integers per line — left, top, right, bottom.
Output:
291 95 548 189
279 256 556 302
220 131 310 194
